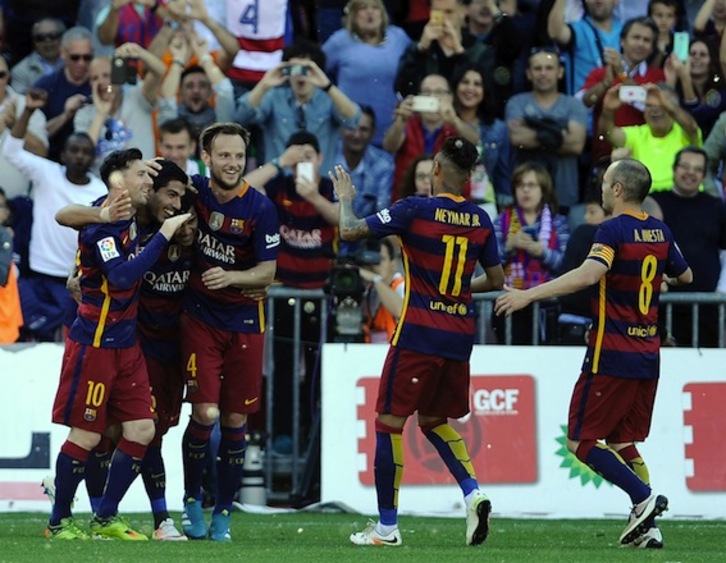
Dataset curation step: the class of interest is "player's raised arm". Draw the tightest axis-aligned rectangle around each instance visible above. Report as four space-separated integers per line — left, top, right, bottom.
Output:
329 165 371 241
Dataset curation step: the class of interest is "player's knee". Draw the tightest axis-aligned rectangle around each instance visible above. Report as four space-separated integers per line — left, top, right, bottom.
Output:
570 439 597 463
123 419 156 445
220 411 246 428
68 427 102 451
192 403 220 426
566 438 582 456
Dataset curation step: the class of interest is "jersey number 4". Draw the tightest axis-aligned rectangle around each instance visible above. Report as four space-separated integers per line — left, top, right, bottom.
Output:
439 235 468 297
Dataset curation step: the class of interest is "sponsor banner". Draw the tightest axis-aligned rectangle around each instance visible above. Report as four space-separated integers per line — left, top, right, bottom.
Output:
322 344 726 519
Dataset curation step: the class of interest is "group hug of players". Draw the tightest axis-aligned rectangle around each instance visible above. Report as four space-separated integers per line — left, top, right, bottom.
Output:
45 119 279 541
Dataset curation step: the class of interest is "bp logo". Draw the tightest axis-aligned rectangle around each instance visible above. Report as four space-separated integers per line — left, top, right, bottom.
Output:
555 425 610 488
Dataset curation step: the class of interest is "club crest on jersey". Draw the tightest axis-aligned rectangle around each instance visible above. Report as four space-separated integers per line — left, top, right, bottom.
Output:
168 244 181 262
97 237 120 262
83 408 97 422
230 218 245 233
209 212 225 231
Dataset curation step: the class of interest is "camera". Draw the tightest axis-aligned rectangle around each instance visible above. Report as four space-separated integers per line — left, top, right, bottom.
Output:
283 64 308 77
111 57 137 85
326 239 382 342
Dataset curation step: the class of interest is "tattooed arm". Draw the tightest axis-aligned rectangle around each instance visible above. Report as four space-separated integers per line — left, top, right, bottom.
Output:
329 165 371 241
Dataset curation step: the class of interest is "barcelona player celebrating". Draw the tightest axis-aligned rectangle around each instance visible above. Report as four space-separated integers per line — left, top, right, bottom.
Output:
46 149 191 540
496 159 692 548
330 137 505 547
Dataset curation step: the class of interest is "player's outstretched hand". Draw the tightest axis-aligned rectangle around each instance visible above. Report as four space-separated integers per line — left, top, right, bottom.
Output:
101 189 133 222
202 266 233 291
494 284 530 317
328 165 356 201
159 212 192 240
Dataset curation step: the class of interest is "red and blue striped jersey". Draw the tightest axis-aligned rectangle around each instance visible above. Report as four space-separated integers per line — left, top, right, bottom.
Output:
365 194 500 361
583 211 689 379
70 216 169 348
138 242 194 362
186 175 280 333
265 175 336 289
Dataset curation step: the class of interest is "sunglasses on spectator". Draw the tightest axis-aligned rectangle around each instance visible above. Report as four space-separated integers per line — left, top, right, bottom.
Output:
69 54 93 62
34 31 63 42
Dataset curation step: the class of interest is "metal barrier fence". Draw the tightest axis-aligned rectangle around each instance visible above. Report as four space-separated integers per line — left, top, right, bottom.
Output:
262 287 726 503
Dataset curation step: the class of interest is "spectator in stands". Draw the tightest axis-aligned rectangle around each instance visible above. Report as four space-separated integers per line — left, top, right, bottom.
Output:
580 16 663 161
360 237 404 343
96 0 174 49
666 38 726 138
334 105 393 221
236 39 361 176
10 18 66 95
0 0 79 66
34 26 93 162
398 154 434 198
463 0 522 117
452 63 511 209
651 147 726 348
322 0 411 148
394 0 497 99
693 0 726 47
2 91 106 341
333 104 393 259
599 82 701 192
505 48 588 214
0 186 23 344
0 55 49 199
74 42 165 174
223 0 288 96
492 161 570 345
242 130 338 447
703 109 726 194
649 0 678 67
157 33 236 144
158 117 208 177
383 73 476 197
547 0 623 94
555 158 611 344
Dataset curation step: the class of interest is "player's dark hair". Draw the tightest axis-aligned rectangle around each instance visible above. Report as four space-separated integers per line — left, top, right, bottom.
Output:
159 117 195 139
611 158 652 203
281 38 326 69
673 146 707 170
285 130 320 153
199 122 251 154
99 148 143 187
153 159 188 192
437 137 478 192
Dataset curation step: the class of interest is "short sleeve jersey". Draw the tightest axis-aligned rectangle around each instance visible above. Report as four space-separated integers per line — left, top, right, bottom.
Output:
138 242 194 362
264 175 336 289
583 211 689 379
70 216 151 348
185 175 280 333
365 194 501 361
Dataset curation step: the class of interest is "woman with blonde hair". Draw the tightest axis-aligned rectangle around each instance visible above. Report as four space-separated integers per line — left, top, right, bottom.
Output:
322 0 411 147
492 162 570 344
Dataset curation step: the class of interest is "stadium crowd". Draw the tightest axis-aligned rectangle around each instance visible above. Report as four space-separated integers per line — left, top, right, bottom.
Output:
0 0 722 547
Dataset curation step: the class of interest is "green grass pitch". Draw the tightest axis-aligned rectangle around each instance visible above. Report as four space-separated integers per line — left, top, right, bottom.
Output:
0 512 723 562
0 512 726 563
